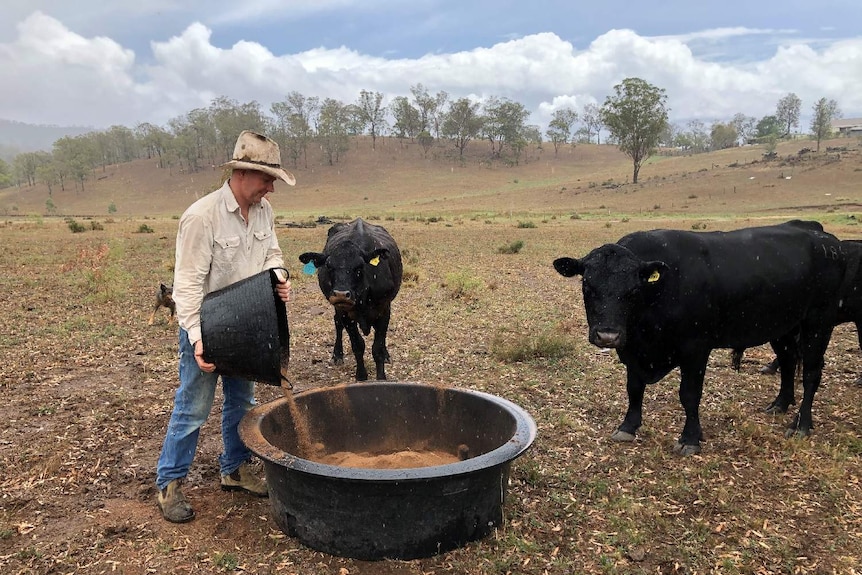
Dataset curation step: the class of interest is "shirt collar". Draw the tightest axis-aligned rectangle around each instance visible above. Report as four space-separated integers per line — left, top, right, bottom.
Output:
220 180 240 214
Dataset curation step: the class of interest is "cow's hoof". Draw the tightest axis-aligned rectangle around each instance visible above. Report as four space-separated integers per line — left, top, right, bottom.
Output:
764 402 789 415
855 376 862 387
759 366 778 375
784 427 811 439
610 430 636 442
331 357 344 366
672 441 701 456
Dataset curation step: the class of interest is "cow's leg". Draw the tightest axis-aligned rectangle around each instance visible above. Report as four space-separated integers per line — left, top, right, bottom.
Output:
331 313 345 365
611 370 645 442
765 335 798 414
370 312 391 380
787 328 832 437
855 321 862 386
673 355 708 456
344 321 368 381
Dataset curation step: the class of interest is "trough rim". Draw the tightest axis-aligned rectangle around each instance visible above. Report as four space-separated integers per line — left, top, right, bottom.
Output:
238 381 537 482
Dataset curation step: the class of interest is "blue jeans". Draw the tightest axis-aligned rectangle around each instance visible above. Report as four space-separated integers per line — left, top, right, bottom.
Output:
156 328 256 490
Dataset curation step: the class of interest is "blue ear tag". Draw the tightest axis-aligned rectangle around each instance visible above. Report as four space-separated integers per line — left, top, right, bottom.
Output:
303 261 317 275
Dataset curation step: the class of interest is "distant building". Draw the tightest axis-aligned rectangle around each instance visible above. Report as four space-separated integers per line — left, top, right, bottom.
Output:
831 118 862 136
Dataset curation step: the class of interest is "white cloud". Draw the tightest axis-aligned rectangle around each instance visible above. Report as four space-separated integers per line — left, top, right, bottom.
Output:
2 12 861 131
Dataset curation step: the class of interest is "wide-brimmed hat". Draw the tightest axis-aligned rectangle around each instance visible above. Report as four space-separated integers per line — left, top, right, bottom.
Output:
221 130 296 186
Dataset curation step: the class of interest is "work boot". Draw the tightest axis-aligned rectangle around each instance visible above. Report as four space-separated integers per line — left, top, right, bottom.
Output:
157 479 195 523
220 462 268 497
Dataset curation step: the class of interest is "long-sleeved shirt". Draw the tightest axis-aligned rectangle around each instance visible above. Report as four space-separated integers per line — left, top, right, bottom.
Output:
173 180 284 345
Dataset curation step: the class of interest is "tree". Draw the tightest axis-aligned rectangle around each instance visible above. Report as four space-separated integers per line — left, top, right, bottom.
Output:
810 97 841 151
354 90 387 149
482 97 530 159
271 92 319 168
389 96 422 143
0 158 12 189
755 115 782 142
600 77 669 183
580 103 603 144
440 97 483 158
316 98 350 165
545 108 578 155
710 122 738 150
730 113 756 145
776 93 802 137
410 84 436 134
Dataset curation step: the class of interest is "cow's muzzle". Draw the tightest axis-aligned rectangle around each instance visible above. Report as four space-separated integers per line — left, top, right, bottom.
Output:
328 290 355 309
590 328 622 349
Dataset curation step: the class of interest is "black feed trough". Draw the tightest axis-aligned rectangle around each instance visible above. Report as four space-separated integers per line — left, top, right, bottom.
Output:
238 382 536 560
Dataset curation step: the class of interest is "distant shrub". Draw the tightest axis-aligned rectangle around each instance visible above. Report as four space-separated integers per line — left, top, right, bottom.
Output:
90 221 104 231
136 224 154 234
570 213 582 220
498 240 524 254
517 221 537 229
67 219 86 233
107 202 117 214
692 222 707 230
442 270 483 300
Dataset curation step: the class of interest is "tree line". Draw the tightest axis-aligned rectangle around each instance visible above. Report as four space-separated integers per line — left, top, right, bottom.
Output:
0 80 844 191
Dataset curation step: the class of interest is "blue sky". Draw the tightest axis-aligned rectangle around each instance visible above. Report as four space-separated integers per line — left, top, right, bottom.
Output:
2 1 861 131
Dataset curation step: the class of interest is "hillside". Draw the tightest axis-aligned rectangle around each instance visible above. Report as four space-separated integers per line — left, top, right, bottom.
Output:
0 119 94 160
1 136 860 220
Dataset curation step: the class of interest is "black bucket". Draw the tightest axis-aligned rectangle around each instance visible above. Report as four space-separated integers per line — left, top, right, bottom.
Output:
200 268 289 385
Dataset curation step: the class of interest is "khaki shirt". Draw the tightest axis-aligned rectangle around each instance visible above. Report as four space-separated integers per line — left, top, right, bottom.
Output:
173 180 284 345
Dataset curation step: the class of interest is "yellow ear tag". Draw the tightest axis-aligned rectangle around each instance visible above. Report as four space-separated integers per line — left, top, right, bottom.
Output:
369 256 380 266
648 270 660 283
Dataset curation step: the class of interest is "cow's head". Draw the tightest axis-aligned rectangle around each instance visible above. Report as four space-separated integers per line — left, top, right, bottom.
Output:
554 244 668 349
299 245 391 310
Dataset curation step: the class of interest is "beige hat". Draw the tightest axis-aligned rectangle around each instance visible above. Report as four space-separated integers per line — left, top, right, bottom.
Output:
221 130 296 186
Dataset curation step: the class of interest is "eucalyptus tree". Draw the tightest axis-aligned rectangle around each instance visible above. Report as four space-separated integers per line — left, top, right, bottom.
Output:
440 97 484 158
482 97 530 159
810 97 841 151
600 77 669 183
730 113 756 145
354 90 388 149
410 83 436 134
53 135 97 191
135 122 170 166
580 103 603 144
545 107 578 155
776 93 802 137
316 98 350 165
389 96 421 143
710 122 738 150
271 92 319 168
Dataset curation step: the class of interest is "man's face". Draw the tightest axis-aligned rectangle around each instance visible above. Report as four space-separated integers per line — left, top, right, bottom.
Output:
236 169 276 205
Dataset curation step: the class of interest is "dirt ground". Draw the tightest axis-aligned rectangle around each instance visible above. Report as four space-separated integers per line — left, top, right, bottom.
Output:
2 140 862 574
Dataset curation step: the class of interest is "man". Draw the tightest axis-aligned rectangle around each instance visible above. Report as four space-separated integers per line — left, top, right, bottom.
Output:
155 130 294 523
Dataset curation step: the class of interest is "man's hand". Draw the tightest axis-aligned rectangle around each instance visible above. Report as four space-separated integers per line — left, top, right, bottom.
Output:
194 339 216 372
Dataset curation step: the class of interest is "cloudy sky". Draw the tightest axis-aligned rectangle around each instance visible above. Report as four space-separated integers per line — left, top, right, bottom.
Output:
2 0 861 132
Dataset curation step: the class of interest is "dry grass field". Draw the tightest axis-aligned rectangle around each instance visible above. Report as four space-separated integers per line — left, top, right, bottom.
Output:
1 137 862 574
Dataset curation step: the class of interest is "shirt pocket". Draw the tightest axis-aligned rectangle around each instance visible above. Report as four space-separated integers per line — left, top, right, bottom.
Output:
212 235 241 271
252 229 272 267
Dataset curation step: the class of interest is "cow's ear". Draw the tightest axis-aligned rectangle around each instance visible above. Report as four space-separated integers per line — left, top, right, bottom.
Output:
553 257 584 277
640 261 669 285
299 252 326 267
366 248 389 265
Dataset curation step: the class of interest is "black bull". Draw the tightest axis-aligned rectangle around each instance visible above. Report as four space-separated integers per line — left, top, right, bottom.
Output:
554 220 850 455
299 218 402 381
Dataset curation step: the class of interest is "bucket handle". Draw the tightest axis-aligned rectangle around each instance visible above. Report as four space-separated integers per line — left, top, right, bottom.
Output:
271 266 293 390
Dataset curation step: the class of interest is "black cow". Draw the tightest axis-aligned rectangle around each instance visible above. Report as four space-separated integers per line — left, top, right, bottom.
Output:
732 239 862 385
553 220 848 455
299 218 403 381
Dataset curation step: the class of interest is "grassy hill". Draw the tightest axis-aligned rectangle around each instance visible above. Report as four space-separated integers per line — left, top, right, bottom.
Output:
2 136 860 220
